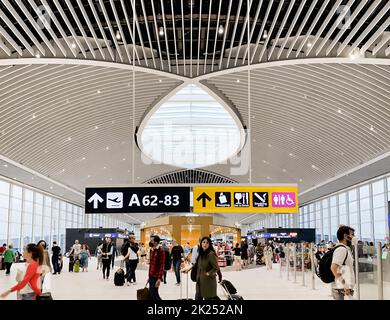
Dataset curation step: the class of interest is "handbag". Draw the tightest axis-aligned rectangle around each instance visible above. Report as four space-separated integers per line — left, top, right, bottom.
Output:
36 274 53 300
137 281 150 300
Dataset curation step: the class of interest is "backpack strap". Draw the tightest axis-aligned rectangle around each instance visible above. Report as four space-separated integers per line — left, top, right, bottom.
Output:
334 244 349 266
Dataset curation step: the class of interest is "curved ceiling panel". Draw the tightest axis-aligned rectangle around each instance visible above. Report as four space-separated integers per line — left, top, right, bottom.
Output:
0 1 388 77
0 63 183 192
204 62 390 190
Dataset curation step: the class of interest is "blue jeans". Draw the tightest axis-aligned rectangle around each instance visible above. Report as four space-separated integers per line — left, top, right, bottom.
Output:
148 276 162 300
173 260 181 284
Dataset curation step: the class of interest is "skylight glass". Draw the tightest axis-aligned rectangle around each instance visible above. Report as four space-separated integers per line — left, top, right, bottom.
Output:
139 84 244 169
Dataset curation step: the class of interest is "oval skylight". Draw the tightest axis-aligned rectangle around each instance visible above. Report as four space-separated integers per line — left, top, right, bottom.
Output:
139 84 244 169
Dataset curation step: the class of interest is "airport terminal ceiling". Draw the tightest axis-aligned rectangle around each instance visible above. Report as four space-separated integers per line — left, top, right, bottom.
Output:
0 0 389 226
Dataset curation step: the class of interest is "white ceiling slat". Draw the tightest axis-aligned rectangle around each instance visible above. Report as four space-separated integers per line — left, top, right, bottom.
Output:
347 2 390 56
315 0 356 56
160 0 172 72
141 0 156 68
181 0 186 76
359 16 390 55
241 0 263 65
127 0 148 66
325 0 368 56
190 1 193 78
15 1 57 57
40 0 77 58
98 0 124 63
2 0 46 56
196 0 203 77
295 0 329 58
123 0 141 65
268 0 296 60
305 0 343 57
258 0 284 62
218 0 233 70
109 0 132 64
170 0 179 74
87 0 115 61
286 0 318 59
372 33 390 56
0 25 22 55
0 35 11 56
75 0 105 59
226 0 243 68
385 45 390 57
52 0 87 58
234 0 253 67
150 0 164 70
64 0 96 59
277 0 305 60
250 0 274 63
211 0 223 72
336 1 382 56
0 9 35 56
204 0 213 74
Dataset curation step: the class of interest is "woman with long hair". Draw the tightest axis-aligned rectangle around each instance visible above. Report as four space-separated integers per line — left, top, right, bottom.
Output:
80 244 90 272
195 236 219 300
101 238 113 280
37 240 52 275
0 244 43 300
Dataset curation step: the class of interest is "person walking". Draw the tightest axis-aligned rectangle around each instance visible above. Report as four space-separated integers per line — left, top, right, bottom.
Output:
194 237 219 300
331 225 356 300
95 242 103 270
79 244 90 272
0 243 6 271
148 235 165 300
51 242 61 275
101 238 113 280
264 243 273 270
241 240 249 268
139 243 147 265
0 244 43 300
37 240 52 275
162 241 171 284
171 240 184 285
3 245 15 275
111 243 118 269
70 240 81 262
233 243 242 271
123 235 139 285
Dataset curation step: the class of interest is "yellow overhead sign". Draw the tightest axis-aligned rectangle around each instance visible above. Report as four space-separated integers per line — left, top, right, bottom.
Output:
193 185 298 213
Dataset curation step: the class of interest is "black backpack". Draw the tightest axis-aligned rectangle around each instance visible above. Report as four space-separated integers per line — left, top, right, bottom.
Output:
317 245 348 283
114 268 125 286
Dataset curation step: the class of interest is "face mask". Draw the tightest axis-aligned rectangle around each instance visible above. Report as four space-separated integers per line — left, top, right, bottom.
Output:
148 241 154 248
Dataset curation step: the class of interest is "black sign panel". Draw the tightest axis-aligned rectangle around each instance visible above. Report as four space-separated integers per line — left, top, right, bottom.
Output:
252 192 269 207
85 187 191 214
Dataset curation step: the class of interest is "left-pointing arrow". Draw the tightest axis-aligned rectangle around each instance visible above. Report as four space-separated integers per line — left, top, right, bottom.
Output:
88 193 104 209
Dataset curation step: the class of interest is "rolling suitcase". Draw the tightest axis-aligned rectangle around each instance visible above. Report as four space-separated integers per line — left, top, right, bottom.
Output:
178 270 193 300
220 279 244 301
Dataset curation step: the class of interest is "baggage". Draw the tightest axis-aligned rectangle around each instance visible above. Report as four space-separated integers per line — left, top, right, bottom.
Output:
114 268 125 286
317 245 348 283
220 279 237 294
68 256 74 272
220 279 243 301
137 281 150 300
73 260 80 273
178 270 193 300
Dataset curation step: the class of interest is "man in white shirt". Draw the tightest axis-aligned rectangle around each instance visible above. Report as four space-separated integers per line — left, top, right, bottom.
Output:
71 240 81 260
330 226 356 300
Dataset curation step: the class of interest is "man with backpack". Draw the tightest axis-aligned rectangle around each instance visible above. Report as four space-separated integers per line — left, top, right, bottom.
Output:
317 225 356 300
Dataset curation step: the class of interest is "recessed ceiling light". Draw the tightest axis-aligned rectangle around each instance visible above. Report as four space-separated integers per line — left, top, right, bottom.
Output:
31 177 34 180
289 153 293 157
109 178 113 181
307 43 312 48
61 169 65 172
122 158 126 161
106 146 110 150
158 79 162 83
97 90 101 94
3 164 8 167
370 125 374 131
338 109 342 114
103 166 107 169
116 30 121 40
82 157 86 161
290 127 294 132
218 25 224 35
13 177 17 180
50 186 53 190
87 175 91 178
35 51 41 58
268 144 272 148
263 30 268 39
67 137 72 141
95 126 99 129
159 27 164 36
282 169 287 172
266 176 271 180
32 113 36 119
236 79 240 83
137 177 140 179
127 170 131 173
71 43 76 49
299 178 303 182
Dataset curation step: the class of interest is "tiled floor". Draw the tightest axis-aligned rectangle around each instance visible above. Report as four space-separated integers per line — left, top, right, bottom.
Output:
0 258 333 300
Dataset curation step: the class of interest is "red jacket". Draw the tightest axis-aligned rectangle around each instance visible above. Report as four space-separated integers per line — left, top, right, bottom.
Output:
148 246 165 280
11 260 41 297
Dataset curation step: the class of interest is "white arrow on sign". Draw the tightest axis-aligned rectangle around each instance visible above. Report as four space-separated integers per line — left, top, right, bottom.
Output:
88 193 104 209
